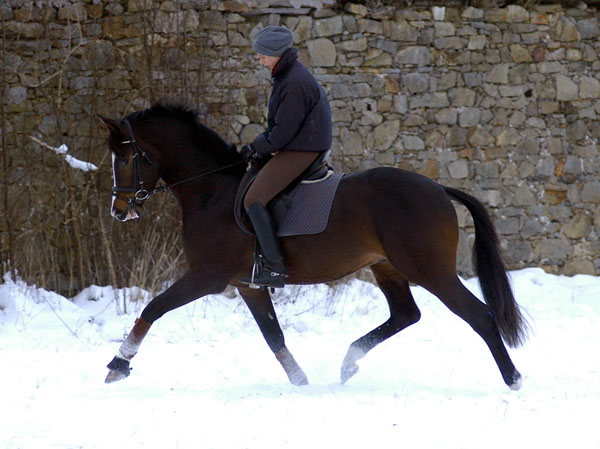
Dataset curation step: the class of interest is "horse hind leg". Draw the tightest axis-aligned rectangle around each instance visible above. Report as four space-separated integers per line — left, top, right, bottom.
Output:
427 276 522 390
341 261 421 384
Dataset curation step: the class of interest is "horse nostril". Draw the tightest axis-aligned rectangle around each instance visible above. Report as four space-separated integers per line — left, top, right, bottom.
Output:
111 206 126 221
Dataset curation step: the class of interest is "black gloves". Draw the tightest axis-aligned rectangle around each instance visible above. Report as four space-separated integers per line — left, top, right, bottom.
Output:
238 144 257 161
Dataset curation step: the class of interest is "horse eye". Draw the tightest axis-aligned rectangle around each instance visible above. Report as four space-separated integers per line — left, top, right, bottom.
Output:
120 158 130 167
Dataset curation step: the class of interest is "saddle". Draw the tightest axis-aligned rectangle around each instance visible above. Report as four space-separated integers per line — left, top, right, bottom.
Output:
234 150 335 236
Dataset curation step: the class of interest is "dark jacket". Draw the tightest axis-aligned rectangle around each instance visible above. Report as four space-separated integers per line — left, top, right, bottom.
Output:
252 48 332 156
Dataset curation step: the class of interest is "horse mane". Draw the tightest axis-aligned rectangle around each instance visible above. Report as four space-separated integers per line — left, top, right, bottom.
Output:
125 101 244 172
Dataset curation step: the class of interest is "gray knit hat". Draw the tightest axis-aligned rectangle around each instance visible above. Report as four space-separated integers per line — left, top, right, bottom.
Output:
253 26 294 57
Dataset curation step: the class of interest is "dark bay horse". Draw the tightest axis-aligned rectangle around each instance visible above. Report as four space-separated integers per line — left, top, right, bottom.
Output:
99 102 528 390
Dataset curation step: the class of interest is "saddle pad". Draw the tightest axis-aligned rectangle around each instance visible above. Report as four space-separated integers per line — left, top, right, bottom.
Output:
275 172 343 237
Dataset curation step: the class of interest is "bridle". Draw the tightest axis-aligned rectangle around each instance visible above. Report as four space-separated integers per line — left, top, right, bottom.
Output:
111 119 245 213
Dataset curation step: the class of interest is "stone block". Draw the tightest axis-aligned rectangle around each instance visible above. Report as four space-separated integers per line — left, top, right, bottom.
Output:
58 3 87 22
536 157 555 178
506 5 528 23
531 13 549 25
485 63 510 84
566 121 588 143
549 15 581 42
509 44 532 63
496 128 521 146
564 214 591 239
373 120 400 150
7 86 27 105
450 88 475 107
535 238 571 261
521 218 543 238
397 46 430 65
240 124 262 143
580 76 600 99
577 18 600 39
402 135 424 150
563 259 595 276
306 38 336 67
540 101 559 114
497 217 519 234
448 159 469 178
485 9 507 23
433 37 465 49
435 108 457 125
331 83 351 99
458 108 480 127
462 7 484 20
447 126 467 146
383 20 418 41
357 19 382 34
468 35 487 50
314 16 343 37
556 74 578 101
337 37 367 52
512 183 536 206
422 92 449 108
6 21 44 38
538 62 564 74
360 111 383 126
340 128 363 155
344 3 368 18
393 94 408 114
402 73 429 94
582 182 600 203
468 128 494 147
294 16 312 42
350 83 372 98
434 22 455 37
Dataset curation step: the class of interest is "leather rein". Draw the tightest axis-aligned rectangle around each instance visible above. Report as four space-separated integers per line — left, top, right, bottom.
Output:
111 119 246 210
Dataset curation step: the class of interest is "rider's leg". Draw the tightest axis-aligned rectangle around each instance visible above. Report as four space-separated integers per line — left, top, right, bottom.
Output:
241 150 321 288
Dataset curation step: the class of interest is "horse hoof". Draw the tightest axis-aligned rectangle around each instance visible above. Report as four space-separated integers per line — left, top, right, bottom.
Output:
289 369 309 386
105 356 131 384
340 363 359 384
105 369 130 384
509 372 523 391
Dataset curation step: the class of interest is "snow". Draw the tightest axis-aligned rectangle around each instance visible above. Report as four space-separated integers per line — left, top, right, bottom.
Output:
31 137 98 172
1 268 599 449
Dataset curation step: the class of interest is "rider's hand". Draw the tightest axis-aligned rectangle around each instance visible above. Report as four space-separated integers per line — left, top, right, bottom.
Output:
238 144 257 161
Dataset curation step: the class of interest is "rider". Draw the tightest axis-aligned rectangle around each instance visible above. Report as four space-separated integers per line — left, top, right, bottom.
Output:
239 26 332 288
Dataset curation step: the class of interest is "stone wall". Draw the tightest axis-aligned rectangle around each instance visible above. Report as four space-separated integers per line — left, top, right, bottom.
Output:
2 0 600 284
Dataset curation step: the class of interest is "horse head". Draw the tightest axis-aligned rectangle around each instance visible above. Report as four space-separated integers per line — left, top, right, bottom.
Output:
98 114 162 222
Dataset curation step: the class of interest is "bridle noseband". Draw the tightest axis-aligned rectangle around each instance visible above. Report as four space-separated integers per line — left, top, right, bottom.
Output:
111 119 245 214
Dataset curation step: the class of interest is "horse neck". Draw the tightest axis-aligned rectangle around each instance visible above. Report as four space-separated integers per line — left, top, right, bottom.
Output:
157 143 241 215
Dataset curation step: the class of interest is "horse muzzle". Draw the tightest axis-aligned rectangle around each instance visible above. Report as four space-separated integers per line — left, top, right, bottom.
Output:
111 189 144 221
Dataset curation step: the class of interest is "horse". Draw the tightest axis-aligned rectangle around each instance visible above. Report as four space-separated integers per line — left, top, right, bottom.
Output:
99 102 528 390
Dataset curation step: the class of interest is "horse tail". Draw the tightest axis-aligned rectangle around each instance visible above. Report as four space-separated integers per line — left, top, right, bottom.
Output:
444 186 528 348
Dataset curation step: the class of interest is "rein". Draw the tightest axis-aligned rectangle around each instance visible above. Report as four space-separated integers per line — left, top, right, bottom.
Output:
112 119 246 208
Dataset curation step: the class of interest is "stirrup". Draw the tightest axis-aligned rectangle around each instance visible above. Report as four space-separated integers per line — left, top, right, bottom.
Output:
240 263 286 289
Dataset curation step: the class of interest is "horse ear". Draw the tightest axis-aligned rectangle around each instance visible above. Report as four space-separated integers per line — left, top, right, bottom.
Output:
98 114 121 135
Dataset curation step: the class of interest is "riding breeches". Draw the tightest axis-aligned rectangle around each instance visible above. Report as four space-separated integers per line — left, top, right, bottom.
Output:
243 150 322 210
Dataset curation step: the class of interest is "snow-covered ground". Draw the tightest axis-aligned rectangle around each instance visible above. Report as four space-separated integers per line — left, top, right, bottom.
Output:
1 267 599 449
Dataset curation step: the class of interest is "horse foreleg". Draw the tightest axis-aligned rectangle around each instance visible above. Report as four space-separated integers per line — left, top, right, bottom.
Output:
238 286 308 386
105 317 151 383
341 261 421 384
105 270 226 384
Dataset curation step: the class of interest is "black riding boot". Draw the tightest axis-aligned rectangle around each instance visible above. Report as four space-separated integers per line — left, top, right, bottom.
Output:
240 203 287 288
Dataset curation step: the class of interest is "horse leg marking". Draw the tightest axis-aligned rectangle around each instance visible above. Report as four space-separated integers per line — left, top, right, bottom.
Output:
275 347 309 386
341 261 421 384
238 286 308 386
